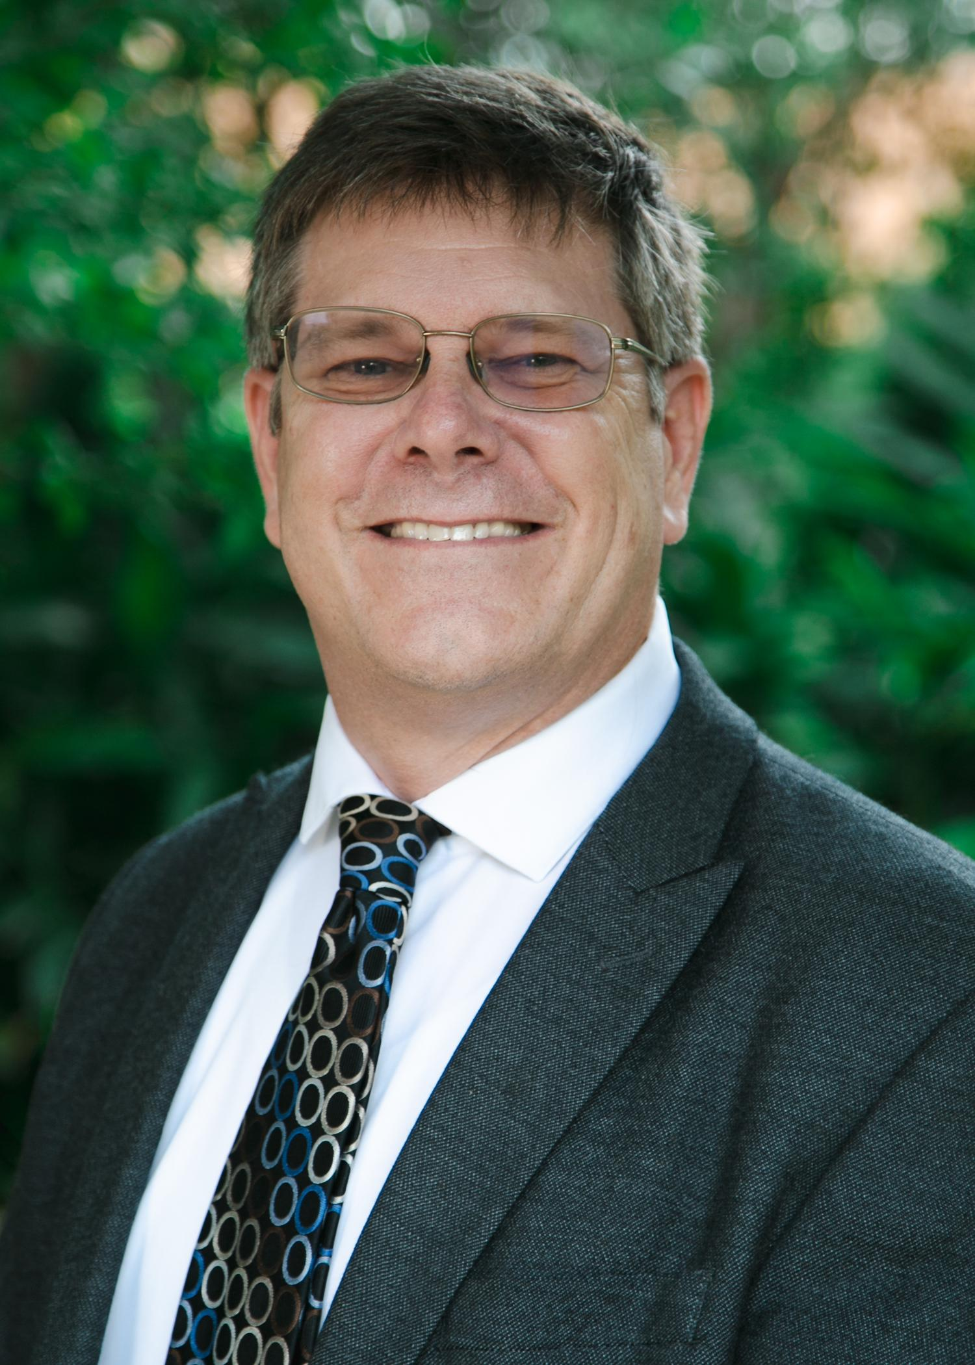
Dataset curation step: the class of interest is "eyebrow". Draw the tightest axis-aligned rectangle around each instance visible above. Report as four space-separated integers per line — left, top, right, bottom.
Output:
300 315 408 341
491 316 573 338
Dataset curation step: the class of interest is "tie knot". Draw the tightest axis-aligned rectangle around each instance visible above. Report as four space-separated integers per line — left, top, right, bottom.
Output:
337 794 449 903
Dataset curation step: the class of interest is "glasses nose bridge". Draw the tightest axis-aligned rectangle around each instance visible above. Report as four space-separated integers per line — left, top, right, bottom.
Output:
421 327 476 343
415 327 481 394
416 328 481 394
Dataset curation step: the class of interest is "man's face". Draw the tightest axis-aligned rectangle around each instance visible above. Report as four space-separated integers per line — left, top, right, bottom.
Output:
246 202 708 714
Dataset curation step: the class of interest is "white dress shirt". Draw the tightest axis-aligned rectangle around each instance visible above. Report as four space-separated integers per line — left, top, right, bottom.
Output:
98 597 680 1365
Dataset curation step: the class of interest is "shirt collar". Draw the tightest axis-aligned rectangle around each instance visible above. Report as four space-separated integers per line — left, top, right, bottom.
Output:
300 596 681 881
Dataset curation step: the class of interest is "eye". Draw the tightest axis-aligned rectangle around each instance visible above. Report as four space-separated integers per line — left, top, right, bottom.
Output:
504 352 574 370
330 357 397 377
486 351 584 389
316 355 418 392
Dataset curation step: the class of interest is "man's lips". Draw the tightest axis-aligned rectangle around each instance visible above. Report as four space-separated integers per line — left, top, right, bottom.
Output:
370 519 543 541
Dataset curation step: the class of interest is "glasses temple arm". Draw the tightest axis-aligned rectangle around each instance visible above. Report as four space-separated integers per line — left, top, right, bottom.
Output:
266 326 288 370
614 336 664 366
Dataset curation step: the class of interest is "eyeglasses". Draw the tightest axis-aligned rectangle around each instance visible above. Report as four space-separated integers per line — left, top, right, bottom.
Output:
271 307 662 413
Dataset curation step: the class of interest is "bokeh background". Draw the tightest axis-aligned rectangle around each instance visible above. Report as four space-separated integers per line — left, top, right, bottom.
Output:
2 0 974 1198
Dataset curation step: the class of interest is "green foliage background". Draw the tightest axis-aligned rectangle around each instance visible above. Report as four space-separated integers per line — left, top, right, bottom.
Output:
1 0 974 1193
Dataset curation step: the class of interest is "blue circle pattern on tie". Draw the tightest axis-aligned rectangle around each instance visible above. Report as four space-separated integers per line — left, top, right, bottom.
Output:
168 795 449 1365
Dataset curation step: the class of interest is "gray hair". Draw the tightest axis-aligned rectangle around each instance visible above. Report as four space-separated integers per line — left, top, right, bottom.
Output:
246 64 708 429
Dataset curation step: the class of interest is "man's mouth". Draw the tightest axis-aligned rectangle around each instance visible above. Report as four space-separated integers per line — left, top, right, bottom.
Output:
373 520 538 541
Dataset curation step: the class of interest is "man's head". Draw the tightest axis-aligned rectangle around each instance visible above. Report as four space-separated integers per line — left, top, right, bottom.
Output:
246 65 707 432
243 66 712 768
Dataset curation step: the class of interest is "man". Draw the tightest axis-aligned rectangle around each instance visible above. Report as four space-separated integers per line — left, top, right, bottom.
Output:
2 63 974 1365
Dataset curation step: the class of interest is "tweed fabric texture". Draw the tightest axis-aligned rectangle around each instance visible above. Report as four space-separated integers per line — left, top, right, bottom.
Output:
168 795 449 1365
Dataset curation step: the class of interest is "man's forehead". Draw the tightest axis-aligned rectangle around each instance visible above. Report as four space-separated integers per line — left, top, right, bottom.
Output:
305 188 594 244
291 198 618 305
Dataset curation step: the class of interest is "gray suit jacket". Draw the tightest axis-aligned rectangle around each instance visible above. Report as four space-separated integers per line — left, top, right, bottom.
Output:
3 642 975 1364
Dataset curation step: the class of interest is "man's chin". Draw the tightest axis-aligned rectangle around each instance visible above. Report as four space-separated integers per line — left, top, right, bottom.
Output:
366 653 517 698
358 626 543 698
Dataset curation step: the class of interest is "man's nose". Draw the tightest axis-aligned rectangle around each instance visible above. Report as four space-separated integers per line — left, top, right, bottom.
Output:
392 339 502 473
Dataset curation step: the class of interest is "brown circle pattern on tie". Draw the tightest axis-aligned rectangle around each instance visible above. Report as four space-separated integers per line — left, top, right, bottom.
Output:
168 794 450 1365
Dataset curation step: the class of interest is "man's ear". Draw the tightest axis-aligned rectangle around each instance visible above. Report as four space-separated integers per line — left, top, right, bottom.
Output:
244 367 283 549
659 357 712 546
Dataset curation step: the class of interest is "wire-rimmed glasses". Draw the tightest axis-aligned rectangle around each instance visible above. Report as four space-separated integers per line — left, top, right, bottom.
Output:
270 307 661 413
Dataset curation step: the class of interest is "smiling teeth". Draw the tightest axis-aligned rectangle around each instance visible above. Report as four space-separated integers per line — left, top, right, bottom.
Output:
387 521 530 540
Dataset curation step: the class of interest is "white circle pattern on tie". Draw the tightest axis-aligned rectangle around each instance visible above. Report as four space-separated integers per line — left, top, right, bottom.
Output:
167 795 449 1365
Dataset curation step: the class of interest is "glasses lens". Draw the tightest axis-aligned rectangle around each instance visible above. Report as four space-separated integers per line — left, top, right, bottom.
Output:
472 315 612 409
286 310 424 403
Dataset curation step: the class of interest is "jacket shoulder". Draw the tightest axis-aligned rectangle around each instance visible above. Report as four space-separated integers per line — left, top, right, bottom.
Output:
0 755 313 1345
115 753 311 880
54 753 314 1034
739 730 975 913
87 755 312 925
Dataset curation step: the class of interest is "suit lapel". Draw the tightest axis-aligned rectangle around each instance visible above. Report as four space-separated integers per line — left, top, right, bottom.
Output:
313 643 757 1363
43 760 313 1364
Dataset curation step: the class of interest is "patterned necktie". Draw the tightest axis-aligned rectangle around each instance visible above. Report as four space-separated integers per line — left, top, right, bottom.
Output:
168 794 449 1365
